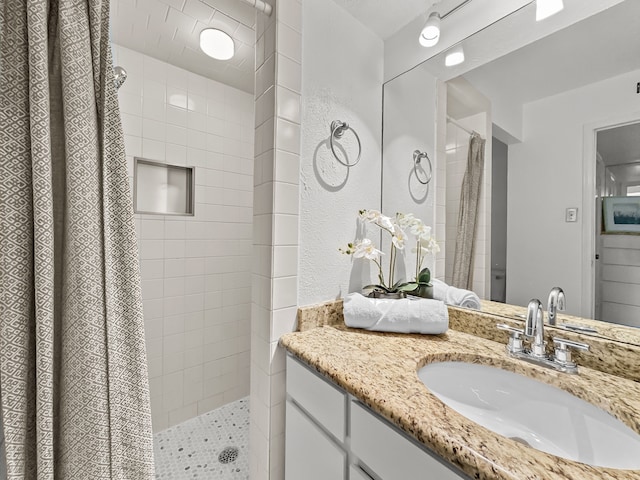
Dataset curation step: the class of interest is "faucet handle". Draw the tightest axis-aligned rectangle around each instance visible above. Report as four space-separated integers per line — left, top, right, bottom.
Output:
497 323 525 353
552 337 590 371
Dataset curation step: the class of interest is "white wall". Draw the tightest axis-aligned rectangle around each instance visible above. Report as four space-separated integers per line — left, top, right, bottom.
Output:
113 45 254 432
507 68 640 316
382 66 439 283
249 0 303 477
299 0 384 306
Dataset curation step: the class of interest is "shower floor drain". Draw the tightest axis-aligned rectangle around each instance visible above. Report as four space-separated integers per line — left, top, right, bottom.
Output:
218 446 239 464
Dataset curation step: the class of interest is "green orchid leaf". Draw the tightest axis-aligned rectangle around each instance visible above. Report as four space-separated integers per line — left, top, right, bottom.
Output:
397 283 419 292
417 267 431 284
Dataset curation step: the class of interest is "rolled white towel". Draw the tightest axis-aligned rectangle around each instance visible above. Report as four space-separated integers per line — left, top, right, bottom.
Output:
343 293 448 335
431 278 481 310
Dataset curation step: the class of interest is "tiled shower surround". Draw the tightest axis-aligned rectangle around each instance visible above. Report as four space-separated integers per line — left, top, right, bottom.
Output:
154 397 249 479
112 45 254 432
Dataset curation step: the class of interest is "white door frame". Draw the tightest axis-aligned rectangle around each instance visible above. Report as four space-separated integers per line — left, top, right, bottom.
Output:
581 110 640 319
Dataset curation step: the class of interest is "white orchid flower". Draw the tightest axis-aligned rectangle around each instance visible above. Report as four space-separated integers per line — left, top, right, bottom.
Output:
391 228 407 250
396 213 416 229
377 215 395 233
352 238 384 260
412 236 440 255
426 237 441 254
359 209 382 223
410 221 431 239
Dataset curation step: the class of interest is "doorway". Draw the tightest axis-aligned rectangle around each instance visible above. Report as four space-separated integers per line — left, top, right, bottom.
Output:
593 121 640 327
491 137 508 302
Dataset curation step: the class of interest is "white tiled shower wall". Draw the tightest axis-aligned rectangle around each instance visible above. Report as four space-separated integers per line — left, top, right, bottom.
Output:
112 45 254 432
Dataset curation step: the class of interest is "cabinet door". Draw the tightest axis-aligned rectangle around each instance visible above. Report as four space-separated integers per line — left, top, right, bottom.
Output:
286 355 346 441
285 399 347 480
350 401 468 480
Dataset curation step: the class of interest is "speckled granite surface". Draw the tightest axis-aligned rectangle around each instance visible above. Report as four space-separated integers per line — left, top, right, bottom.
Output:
280 326 640 480
448 305 640 383
479 299 640 346
296 298 640 383
297 298 344 331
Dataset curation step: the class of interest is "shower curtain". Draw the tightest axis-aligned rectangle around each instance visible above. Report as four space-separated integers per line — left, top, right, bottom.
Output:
0 1 154 478
452 133 486 290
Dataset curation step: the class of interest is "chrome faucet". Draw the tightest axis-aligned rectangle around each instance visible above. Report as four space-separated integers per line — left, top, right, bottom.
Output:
525 299 546 357
547 287 565 326
497 296 590 374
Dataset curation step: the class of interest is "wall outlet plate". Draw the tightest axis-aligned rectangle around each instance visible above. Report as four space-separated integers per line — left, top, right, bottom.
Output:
566 208 578 222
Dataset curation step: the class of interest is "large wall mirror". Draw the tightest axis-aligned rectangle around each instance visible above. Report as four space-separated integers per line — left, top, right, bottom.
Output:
382 0 640 345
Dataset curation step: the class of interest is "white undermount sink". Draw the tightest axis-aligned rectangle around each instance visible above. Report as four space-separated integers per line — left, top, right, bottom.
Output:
418 361 640 470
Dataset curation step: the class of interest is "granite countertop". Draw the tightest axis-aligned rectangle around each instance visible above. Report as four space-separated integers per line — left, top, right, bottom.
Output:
478 299 640 346
280 325 640 480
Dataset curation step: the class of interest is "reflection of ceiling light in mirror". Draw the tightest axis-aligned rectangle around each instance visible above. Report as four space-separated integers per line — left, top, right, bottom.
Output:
445 46 465 67
200 28 235 60
419 12 441 47
536 0 564 21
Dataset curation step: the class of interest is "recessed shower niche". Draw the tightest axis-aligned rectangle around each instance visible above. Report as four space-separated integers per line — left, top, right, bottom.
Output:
134 158 194 216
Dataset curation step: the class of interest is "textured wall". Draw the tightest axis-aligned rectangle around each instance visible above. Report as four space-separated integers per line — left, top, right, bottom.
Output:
299 0 384 306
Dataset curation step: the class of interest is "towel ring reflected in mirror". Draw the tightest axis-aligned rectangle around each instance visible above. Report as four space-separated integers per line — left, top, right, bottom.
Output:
413 150 432 185
330 120 362 167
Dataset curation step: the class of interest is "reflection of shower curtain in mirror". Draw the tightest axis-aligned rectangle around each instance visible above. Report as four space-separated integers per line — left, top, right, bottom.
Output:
452 133 486 290
0 1 154 478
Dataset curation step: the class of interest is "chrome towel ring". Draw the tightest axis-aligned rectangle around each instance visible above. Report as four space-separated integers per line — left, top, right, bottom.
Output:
330 120 362 167
413 150 432 185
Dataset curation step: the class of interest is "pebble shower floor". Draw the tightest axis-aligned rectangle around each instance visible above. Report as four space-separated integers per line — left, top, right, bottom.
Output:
153 397 249 479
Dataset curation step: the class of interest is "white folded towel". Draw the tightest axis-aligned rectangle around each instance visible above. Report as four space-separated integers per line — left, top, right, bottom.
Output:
343 293 448 335
431 278 481 310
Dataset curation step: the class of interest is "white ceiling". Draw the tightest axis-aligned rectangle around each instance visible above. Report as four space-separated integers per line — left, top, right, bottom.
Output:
331 0 475 40
598 123 640 167
110 0 256 93
331 0 436 39
462 0 640 108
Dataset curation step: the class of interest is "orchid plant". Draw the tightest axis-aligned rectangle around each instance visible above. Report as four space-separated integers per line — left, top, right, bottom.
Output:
340 210 440 297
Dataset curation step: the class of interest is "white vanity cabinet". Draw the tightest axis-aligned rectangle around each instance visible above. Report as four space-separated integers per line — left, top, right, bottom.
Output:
285 354 469 480
285 354 348 480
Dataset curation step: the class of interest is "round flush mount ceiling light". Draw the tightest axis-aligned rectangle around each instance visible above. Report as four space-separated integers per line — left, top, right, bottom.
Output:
419 12 441 47
200 28 235 60
536 0 564 21
445 45 465 67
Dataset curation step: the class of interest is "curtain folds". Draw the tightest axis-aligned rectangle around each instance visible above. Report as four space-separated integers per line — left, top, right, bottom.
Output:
0 0 154 478
452 133 486 291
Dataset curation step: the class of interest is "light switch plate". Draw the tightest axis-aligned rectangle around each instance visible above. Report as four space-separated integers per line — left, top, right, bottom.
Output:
566 208 578 222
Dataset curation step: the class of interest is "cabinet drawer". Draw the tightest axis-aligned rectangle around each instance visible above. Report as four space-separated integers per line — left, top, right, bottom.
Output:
285 400 346 480
286 355 346 441
350 401 468 480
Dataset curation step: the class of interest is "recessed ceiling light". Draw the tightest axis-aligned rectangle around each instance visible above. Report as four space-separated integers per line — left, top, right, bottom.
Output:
200 28 235 60
445 46 465 67
419 12 441 47
536 0 564 21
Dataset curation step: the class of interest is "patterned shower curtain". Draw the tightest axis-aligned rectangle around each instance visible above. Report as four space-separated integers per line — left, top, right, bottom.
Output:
0 1 154 478
452 133 486 290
